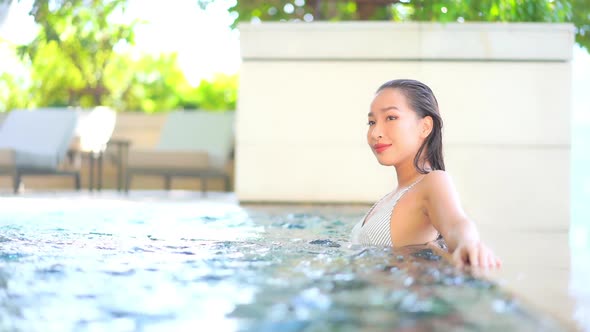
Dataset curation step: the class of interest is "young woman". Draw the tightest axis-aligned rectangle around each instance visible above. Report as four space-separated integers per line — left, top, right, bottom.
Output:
350 79 501 268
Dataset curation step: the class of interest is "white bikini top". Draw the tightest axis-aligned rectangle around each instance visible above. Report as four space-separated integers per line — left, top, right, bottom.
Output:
350 177 425 247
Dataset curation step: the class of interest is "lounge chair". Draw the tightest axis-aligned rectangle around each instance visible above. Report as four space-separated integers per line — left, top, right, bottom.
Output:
0 109 80 193
124 111 234 193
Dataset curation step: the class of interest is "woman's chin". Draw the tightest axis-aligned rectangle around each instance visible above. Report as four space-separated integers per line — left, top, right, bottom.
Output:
375 156 396 166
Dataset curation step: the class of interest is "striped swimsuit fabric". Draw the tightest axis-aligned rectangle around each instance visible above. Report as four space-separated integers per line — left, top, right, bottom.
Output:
350 177 425 247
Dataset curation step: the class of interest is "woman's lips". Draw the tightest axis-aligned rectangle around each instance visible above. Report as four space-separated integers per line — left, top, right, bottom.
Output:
373 144 392 153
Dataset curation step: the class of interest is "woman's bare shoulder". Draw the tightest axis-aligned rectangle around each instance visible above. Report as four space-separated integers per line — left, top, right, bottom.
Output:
419 170 466 222
419 170 457 198
422 170 452 184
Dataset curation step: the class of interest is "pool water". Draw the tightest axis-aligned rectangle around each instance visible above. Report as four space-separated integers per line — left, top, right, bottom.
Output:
0 196 567 331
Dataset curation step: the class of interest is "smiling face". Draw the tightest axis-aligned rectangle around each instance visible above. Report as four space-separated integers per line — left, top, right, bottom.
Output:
367 88 432 167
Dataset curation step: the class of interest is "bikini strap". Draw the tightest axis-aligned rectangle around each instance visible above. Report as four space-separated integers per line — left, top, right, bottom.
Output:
405 175 426 191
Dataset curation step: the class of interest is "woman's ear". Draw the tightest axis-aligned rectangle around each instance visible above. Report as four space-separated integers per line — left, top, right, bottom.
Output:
421 116 433 138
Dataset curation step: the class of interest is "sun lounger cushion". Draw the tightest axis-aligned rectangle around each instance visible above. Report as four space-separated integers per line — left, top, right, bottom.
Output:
0 109 78 170
127 150 209 170
156 111 234 169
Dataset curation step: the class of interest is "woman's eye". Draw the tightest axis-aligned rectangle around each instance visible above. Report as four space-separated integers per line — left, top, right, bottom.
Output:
367 120 375 126
387 116 397 121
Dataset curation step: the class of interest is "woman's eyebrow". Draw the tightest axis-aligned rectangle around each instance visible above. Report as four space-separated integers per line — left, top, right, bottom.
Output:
368 106 400 117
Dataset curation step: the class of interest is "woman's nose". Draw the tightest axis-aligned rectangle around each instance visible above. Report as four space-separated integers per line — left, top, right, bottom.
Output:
370 125 383 140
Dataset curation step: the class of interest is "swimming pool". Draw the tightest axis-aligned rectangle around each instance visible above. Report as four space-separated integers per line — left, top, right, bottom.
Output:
0 194 567 331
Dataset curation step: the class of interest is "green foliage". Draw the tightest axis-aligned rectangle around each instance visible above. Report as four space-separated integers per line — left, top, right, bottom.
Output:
398 0 570 22
0 72 31 112
204 0 590 51
106 54 237 113
18 0 137 106
0 45 238 112
570 0 590 52
222 0 361 24
0 0 237 113
27 41 85 107
188 74 238 111
106 53 193 113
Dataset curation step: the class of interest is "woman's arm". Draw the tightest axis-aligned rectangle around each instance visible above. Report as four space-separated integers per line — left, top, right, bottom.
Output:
422 170 501 268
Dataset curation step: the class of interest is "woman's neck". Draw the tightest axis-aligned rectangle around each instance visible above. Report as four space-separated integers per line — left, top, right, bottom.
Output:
394 160 431 188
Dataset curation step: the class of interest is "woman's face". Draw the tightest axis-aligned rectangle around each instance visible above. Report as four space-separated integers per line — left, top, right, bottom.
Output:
367 88 430 167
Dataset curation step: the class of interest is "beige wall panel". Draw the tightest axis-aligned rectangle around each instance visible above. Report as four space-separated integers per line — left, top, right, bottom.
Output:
240 22 573 61
238 61 570 145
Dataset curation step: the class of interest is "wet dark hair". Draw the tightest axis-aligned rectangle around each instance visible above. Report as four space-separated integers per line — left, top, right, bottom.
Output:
376 79 445 174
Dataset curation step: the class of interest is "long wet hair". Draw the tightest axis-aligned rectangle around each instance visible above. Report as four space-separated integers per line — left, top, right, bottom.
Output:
376 79 445 174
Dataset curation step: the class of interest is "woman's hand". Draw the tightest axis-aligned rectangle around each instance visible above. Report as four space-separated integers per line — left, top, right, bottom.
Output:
452 240 502 269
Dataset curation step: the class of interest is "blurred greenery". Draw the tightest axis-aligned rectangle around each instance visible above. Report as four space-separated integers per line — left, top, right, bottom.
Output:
19 0 136 108
2 0 587 113
0 72 30 112
0 0 237 113
200 0 590 52
104 53 237 113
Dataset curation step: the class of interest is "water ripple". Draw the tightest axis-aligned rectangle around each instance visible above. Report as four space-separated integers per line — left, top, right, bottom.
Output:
0 199 566 331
